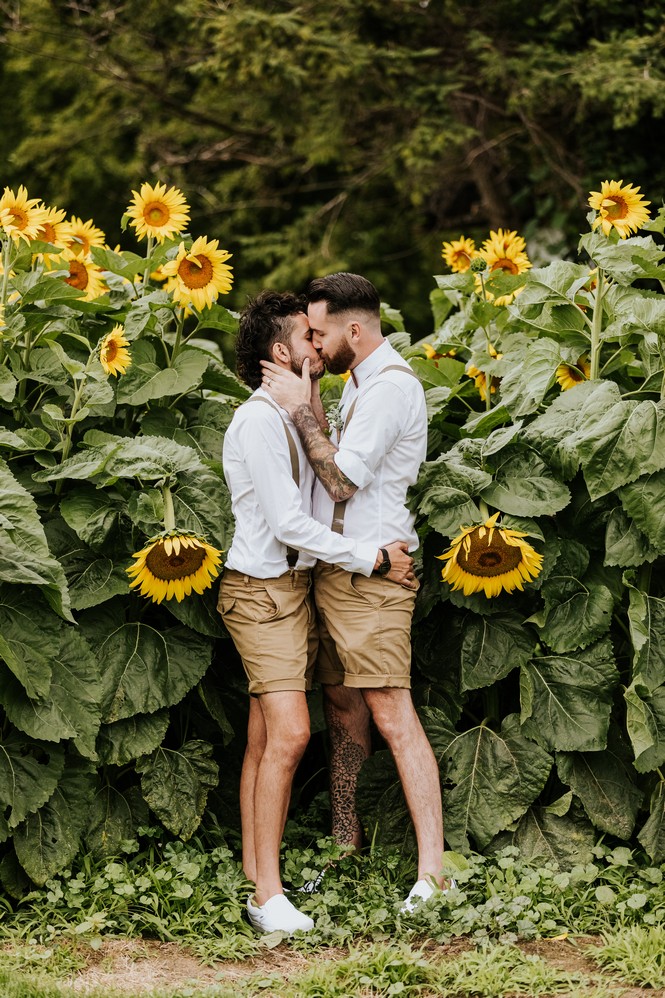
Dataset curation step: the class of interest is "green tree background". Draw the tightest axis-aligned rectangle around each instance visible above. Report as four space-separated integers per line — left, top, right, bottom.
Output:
2 0 664 333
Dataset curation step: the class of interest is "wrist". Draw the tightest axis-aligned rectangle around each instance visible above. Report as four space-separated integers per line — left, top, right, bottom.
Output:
373 547 391 576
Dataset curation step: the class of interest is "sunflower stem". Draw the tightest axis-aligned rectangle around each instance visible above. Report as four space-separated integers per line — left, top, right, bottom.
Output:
589 267 605 381
479 499 490 521
162 485 176 531
142 235 154 293
636 562 652 595
54 376 87 495
169 309 186 367
659 340 665 400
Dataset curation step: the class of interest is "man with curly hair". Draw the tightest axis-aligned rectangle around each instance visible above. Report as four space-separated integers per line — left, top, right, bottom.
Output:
219 290 415 935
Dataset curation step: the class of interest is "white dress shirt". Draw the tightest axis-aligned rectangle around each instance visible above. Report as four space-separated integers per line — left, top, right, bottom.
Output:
223 386 377 578
312 340 427 551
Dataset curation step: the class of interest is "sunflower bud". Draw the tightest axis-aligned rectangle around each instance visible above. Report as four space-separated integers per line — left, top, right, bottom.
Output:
470 257 488 274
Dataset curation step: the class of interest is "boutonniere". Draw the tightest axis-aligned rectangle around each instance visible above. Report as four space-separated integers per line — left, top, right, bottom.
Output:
325 402 344 434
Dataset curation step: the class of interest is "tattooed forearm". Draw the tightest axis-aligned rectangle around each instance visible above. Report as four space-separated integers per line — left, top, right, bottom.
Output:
291 403 357 502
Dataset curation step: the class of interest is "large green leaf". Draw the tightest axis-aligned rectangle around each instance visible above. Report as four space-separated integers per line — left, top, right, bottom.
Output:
459 612 535 692
68 557 130 610
79 604 214 723
638 781 665 864
0 427 50 452
510 261 591 308
184 399 234 463
136 740 219 840
35 433 206 485
604 507 659 568
556 743 642 840
96 711 170 766
520 638 618 752
508 804 596 869
166 585 227 638
85 784 149 858
173 468 234 551
626 581 665 689
524 380 621 480
0 457 73 621
411 459 490 538
0 626 102 759
578 399 665 500
498 338 564 418
0 585 58 698
0 735 65 842
480 452 571 517
619 470 665 553
424 710 551 851
115 342 209 405
538 546 614 653
624 677 665 773
0 366 18 402
60 485 119 550
14 757 97 884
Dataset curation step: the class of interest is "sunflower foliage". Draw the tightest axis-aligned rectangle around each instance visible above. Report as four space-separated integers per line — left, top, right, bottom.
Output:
359 182 665 868
0 183 249 889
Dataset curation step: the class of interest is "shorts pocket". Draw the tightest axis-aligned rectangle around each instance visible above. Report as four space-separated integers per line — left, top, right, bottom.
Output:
349 573 388 608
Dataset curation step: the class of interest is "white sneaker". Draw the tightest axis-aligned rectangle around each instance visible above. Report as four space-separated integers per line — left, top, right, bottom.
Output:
246 893 314 934
400 877 457 914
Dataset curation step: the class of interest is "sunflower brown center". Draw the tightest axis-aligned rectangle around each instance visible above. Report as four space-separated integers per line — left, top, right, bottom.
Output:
178 254 213 289
8 208 29 229
65 260 89 290
459 530 523 577
146 541 207 581
605 196 627 220
144 202 170 226
40 222 56 241
101 339 118 363
491 257 519 275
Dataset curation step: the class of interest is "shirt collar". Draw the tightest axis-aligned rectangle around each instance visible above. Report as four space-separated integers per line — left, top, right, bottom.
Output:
349 339 392 388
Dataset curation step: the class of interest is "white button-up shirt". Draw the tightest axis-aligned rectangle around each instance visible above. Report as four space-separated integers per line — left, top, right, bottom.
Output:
313 340 426 551
223 387 377 578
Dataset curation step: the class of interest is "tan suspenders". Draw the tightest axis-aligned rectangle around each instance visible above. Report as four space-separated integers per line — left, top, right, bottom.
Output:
245 395 300 569
331 364 420 535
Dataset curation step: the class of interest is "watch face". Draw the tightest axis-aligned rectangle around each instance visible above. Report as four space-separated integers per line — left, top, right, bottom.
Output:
377 558 391 576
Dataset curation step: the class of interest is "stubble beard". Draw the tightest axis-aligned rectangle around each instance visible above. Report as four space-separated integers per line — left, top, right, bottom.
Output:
291 353 325 381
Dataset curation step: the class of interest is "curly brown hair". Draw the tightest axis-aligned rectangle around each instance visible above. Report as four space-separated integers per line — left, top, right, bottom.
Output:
235 290 306 389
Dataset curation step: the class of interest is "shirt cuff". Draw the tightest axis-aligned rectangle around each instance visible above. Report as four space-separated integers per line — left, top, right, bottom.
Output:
352 541 379 577
334 449 375 489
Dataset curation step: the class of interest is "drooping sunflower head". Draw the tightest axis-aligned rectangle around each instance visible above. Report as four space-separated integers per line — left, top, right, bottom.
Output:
161 235 233 311
588 180 651 239
99 325 132 376
466 344 502 401
127 531 223 603
442 236 477 273
62 215 106 256
437 512 543 598
0 185 50 243
556 355 591 391
126 181 191 243
60 248 108 301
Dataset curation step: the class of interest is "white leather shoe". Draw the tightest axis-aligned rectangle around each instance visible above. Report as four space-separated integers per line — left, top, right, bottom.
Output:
246 893 314 934
400 877 457 913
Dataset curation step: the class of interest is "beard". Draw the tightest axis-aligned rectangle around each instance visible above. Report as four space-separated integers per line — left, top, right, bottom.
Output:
291 352 325 380
322 339 356 376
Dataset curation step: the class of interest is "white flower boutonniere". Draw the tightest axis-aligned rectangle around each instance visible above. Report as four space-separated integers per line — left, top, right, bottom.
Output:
325 403 344 435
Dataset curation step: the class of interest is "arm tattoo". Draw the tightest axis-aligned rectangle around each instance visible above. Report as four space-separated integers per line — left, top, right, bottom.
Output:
291 403 357 502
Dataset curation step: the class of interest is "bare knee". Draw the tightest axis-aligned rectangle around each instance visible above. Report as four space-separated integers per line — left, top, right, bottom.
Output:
265 719 310 766
363 689 417 746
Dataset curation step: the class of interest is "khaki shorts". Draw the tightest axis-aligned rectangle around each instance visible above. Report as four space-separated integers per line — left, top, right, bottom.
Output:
218 568 318 695
313 563 417 689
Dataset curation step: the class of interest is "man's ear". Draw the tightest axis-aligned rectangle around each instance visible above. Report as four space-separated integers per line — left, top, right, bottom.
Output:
349 321 361 342
271 340 290 364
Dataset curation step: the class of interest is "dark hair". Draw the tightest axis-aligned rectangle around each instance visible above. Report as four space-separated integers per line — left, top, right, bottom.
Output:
235 290 306 389
305 272 380 317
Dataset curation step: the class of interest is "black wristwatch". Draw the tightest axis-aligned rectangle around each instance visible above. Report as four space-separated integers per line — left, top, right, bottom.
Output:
375 547 391 576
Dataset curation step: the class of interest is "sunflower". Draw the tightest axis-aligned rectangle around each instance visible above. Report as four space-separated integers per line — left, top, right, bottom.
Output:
62 215 106 256
33 205 69 267
588 180 651 239
466 344 502 402
442 236 477 273
0 186 50 243
161 236 233 310
475 228 532 305
423 342 457 361
556 355 590 391
438 512 543 598
99 325 132 376
126 182 190 243
127 531 223 603
60 248 107 301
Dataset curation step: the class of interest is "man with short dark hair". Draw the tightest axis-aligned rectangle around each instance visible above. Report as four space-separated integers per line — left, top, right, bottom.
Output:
219 290 415 934
261 273 451 911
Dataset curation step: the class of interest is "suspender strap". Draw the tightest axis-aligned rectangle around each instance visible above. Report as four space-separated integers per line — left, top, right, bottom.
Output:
246 396 300 568
331 364 419 535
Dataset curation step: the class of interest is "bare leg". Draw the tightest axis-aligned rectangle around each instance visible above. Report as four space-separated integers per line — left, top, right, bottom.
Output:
253 690 311 906
240 696 266 883
323 684 371 850
362 688 444 884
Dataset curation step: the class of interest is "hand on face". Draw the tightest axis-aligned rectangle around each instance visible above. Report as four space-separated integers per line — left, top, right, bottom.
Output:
260 358 313 414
